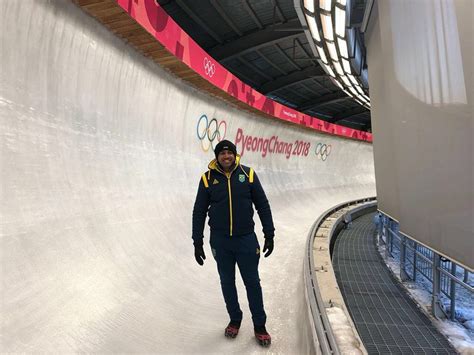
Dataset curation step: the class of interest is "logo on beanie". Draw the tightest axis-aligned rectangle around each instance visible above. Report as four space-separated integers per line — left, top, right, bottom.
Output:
214 140 237 158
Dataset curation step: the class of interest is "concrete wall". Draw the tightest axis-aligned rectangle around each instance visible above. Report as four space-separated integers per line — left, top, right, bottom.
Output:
365 0 473 270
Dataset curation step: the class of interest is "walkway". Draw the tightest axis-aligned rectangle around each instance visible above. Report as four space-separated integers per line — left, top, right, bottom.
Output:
332 213 456 354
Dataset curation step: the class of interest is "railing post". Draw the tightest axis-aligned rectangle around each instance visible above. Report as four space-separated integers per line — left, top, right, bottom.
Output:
464 270 469 283
450 263 457 321
385 221 392 258
400 235 408 281
377 213 383 238
432 253 444 318
389 221 394 254
382 216 387 244
413 241 417 282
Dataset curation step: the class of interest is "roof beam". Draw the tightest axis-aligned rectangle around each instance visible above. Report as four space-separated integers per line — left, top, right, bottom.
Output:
274 43 301 70
308 78 327 93
175 0 223 44
226 64 260 87
297 92 349 111
259 66 326 94
300 82 323 96
271 0 285 22
256 49 287 76
242 0 263 29
208 19 304 61
236 58 273 81
332 106 370 122
294 38 311 58
311 111 333 119
209 0 243 36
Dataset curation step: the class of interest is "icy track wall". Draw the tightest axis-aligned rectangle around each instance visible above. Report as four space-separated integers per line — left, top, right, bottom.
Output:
0 1 375 353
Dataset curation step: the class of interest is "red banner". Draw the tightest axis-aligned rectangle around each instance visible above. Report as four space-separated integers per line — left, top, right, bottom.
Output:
116 0 372 142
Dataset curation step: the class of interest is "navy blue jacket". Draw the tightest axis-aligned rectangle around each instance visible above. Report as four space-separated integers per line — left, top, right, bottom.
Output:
192 156 275 245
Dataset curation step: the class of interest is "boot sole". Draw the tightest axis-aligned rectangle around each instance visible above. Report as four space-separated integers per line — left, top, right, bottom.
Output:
256 337 271 347
225 329 239 338
255 337 272 348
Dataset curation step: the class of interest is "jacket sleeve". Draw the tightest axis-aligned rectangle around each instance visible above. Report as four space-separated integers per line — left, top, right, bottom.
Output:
250 171 275 238
192 177 210 246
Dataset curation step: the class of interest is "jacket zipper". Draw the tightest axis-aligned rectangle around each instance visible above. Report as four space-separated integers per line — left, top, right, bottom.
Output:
216 164 237 237
226 173 233 236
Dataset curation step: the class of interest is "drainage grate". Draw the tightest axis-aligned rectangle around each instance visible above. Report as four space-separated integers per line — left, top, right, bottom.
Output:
332 213 456 354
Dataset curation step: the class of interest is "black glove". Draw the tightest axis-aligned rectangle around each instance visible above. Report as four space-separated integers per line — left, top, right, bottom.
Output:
263 237 274 258
194 244 206 265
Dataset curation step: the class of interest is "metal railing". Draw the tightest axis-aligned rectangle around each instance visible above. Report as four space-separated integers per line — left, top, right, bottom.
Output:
378 214 473 320
304 197 376 354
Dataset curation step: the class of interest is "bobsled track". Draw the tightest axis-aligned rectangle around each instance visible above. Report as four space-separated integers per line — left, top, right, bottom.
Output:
0 1 375 353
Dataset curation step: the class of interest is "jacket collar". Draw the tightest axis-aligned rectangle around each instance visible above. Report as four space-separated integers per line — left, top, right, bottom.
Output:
208 155 241 174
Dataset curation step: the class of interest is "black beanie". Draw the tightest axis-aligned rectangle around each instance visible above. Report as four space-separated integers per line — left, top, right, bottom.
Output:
214 140 237 158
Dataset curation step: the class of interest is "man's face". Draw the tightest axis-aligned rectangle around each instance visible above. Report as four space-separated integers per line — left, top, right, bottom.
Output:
217 150 236 171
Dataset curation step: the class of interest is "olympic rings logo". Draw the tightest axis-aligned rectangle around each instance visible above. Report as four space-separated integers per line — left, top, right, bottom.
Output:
315 143 332 161
196 114 227 152
203 57 216 77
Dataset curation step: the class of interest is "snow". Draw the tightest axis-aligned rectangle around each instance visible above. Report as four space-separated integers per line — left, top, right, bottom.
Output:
376 230 474 354
437 322 474 355
326 307 363 354
465 321 474 331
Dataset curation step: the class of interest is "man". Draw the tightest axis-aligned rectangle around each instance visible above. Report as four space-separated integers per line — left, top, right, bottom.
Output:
192 139 275 347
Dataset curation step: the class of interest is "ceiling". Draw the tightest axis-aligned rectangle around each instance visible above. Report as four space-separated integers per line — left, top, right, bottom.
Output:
157 0 371 131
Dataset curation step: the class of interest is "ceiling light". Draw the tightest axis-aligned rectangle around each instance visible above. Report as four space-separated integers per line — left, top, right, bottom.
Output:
332 78 344 90
320 13 334 41
323 64 336 77
342 58 351 73
342 88 353 97
304 0 315 13
340 75 351 87
337 38 348 57
319 0 332 11
327 42 338 61
354 97 365 105
301 0 371 109
305 15 321 42
348 86 359 96
333 61 344 75
347 73 359 85
335 6 345 37
316 45 328 63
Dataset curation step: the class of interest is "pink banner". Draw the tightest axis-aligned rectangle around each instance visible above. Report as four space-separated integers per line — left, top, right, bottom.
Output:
116 0 372 142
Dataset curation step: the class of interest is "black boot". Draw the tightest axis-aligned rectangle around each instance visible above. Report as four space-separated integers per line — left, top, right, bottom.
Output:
254 325 271 347
224 320 241 339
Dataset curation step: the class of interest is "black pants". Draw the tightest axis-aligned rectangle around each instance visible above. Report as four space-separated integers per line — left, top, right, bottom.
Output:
210 232 266 327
